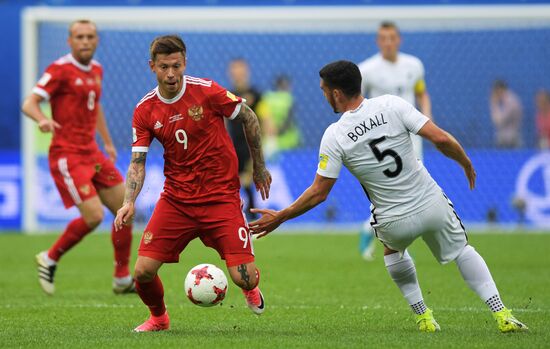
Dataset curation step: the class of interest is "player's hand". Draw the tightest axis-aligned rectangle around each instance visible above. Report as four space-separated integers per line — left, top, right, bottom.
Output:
253 166 272 200
464 162 476 190
105 143 117 163
249 208 282 238
38 119 61 133
115 202 135 231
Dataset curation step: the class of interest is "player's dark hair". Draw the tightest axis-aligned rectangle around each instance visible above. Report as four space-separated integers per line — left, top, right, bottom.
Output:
493 79 508 90
68 19 97 36
150 35 187 61
319 60 362 98
379 20 400 35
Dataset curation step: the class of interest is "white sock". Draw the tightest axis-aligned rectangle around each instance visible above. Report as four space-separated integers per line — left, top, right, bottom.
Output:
384 250 424 306
455 245 502 307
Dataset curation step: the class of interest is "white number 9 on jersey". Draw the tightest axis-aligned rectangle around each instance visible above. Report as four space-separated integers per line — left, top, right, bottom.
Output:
175 129 188 149
238 227 249 249
87 90 96 111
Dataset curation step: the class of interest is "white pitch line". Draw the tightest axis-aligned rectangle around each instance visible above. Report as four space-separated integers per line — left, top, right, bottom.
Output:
0 303 547 313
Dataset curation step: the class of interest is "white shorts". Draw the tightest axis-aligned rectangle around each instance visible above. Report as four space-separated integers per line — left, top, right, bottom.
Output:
371 192 467 264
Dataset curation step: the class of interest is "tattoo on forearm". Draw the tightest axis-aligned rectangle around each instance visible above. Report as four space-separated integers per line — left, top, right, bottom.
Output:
123 152 146 204
132 152 147 164
237 264 252 289
237 104 265 168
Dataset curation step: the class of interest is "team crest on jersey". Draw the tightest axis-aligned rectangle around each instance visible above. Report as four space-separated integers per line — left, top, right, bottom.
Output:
319 154 329 170
95 164 102 173
79 184 91 195
95 76 101 87
143 231 154 245
188 105 204 121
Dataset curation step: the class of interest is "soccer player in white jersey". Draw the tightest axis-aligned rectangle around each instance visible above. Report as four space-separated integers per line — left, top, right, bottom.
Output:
250 60 527 333
357 21 432 260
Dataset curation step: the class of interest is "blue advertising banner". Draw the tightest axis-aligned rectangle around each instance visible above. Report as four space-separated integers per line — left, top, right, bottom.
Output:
0 152 21 230
19 148 550 231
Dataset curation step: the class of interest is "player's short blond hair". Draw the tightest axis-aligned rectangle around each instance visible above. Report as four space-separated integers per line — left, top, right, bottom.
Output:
150 35 187 61
68 19 97 37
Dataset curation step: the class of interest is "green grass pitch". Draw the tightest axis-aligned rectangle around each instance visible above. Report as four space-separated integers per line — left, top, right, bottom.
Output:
0 231 549 348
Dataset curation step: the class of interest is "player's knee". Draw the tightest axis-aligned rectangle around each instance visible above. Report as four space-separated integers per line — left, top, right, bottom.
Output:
455 244 476 262
82 209 104 228
133 266 156 283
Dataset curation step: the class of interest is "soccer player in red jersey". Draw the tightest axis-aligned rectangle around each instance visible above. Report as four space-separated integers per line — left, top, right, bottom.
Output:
21 20 134 295
114 35 272 332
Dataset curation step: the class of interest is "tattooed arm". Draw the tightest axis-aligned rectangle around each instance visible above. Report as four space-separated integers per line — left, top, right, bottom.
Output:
233 103 272 200
114 151 147 230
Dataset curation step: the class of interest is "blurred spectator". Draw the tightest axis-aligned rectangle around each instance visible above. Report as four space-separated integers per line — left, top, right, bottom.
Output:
226 58 262 219
490 80 523 148
535 89 550 149
257 75 301 159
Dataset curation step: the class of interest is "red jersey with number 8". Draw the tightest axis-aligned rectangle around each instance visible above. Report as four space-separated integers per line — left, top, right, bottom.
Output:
33 54 102 154
132 76 244 204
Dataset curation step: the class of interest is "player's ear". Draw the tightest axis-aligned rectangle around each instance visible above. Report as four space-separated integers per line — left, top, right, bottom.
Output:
148 59 155 72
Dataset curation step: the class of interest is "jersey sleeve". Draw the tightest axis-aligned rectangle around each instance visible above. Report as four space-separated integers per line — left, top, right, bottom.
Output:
95 65 104 99
413 60 427 94
132 108 153 152
32 64 63 101
208 81 246 120
316 126 344 179
391 95 429 134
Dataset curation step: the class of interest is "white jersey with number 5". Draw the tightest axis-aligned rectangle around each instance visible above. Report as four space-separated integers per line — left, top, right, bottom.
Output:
317 95 441 223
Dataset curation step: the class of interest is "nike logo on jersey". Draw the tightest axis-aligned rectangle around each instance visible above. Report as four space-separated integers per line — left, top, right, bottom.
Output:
154 121 163 129
347 113 388 142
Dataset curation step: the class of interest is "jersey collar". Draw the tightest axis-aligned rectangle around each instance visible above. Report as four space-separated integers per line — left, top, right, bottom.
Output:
156 76 187 104
67 54 92 72
380 52 400 65
346 99 366 115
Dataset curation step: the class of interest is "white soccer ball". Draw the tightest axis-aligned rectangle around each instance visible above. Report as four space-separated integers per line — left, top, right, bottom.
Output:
184 263 228 307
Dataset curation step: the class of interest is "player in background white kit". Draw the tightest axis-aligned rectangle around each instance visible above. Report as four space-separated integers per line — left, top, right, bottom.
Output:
357 21 432 260
250 60 527 333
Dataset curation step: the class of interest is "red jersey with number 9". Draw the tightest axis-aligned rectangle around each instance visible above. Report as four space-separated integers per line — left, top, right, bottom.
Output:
33 54 102 154
132 76 244 204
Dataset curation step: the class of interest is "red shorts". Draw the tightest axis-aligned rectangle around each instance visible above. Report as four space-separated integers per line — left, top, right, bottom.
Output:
49 150 124 208
138 196 254 267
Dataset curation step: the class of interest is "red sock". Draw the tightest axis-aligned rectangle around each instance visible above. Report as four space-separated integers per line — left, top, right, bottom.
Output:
48 217 93 261
253 268 260 289
136 275 166 317
111 223 132 277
